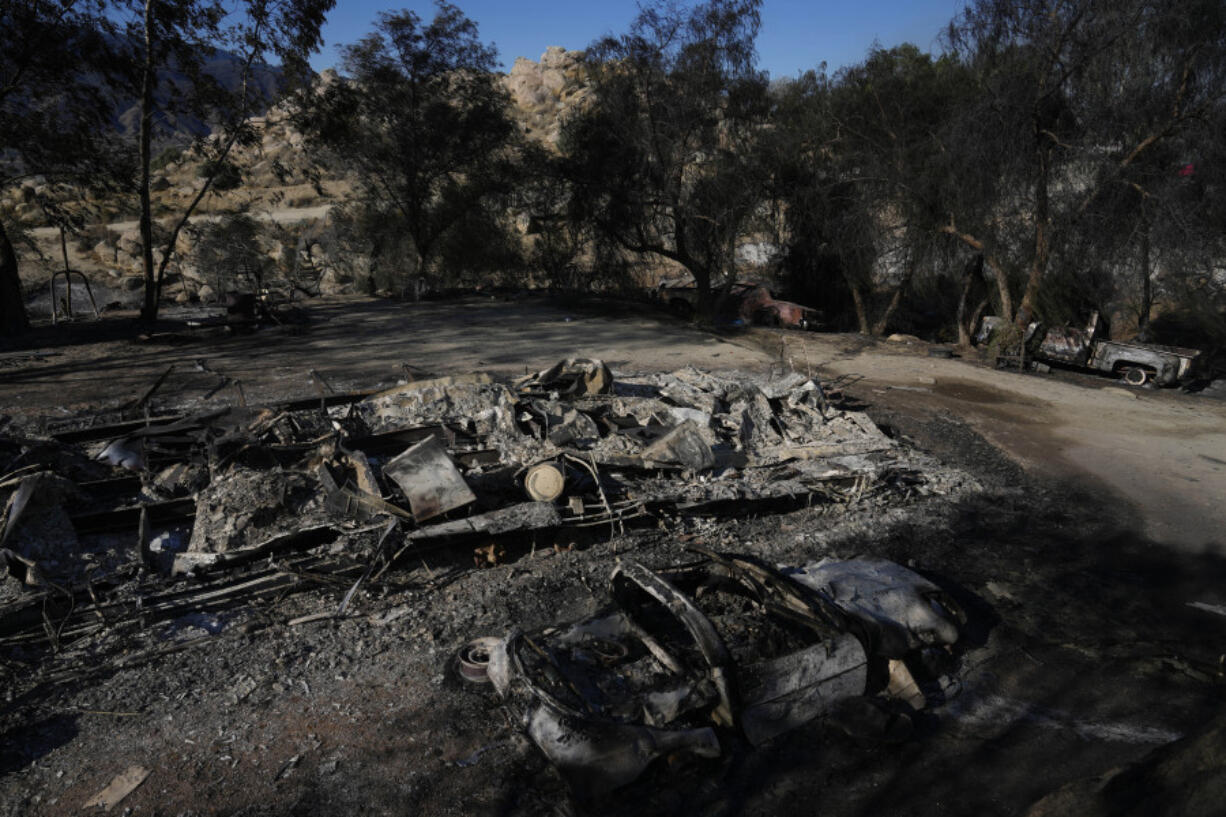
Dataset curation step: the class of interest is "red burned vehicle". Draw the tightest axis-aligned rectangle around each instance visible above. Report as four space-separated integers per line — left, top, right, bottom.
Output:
656 280 822 329
734 282 821 329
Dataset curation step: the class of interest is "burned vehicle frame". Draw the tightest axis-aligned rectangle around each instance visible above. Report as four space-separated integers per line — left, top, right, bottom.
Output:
977 312 1204 387
483 549 966 800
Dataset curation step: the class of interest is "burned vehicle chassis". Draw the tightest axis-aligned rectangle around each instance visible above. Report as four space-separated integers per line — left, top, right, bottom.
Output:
485 549 966 800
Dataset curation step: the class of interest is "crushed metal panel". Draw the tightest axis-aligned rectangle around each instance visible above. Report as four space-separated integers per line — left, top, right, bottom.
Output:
1037 325 1094 365
974 316 1006 345
368 372 493 400
343 449 381 496
525 701 720 799
738 630 868 745
516 358 614 398
786 558 964 657
383 435 476 522
641 420 716 471
406 501 561 543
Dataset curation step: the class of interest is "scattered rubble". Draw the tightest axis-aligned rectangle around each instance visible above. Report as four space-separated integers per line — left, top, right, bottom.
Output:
1 356 983 808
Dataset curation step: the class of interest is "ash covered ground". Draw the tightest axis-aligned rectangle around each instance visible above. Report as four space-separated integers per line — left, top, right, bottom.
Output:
2 299 1225 817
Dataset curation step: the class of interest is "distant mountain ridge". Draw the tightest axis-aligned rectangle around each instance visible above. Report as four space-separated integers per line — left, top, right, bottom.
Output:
110 45 283 142
109 43 590 145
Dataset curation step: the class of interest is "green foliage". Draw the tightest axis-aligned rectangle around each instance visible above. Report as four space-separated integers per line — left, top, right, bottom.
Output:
293 2 521 292
435 206 525 289
763 46 975 334
984 321 1025 365
74 224 118 255
197 159 242 191
945 0 1226 325
187 213 269 296
151 147 183 173
560 0 769 307
0 0 124 334
115 0 337 320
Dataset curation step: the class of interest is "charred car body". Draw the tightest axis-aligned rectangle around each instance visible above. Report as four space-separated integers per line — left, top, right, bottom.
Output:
977 311 1203 387
482 549 965 799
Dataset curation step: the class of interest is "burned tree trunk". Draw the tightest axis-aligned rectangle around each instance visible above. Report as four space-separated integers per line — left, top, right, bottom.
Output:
1138 215 1152 339
847 278 871 335
871 267 914 337
138 0 158 322
940 217 1013 322
955 254 984 346
1016 140 1053 327
0 219 29 336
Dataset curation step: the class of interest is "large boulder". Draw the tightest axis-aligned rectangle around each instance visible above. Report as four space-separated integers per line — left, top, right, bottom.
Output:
116 228 142 258
318 267 353 296
93 239 117 264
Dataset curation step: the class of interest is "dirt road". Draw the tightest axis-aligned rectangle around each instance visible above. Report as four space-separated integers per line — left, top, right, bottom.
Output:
737 329 1226 552
27 205 333 242
7 294 1222 551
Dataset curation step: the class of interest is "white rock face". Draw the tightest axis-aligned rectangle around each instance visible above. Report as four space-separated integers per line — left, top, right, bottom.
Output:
117 228 142 257
508 57 549 107
503 47 588 145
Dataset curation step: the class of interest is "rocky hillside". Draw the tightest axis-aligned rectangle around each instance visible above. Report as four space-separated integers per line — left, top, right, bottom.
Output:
504 47 590 146
7 50 594 308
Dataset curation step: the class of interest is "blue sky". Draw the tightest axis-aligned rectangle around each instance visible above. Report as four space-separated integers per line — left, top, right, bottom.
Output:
312 1 969 77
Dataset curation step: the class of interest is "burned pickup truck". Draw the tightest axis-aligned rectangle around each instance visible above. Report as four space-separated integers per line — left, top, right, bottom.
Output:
978 311 1203 387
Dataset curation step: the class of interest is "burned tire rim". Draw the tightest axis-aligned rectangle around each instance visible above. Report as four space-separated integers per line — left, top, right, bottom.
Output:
1122 367 1150 386
458 636 500 684
587 637 629 663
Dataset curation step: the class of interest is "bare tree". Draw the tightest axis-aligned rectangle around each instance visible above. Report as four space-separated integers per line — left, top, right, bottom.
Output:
111 0 334 321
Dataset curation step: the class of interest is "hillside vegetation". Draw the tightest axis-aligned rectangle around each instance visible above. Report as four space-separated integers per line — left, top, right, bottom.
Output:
2 0 1222 358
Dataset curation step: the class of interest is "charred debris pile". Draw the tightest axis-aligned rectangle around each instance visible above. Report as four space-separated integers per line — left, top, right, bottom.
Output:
0 358 975 688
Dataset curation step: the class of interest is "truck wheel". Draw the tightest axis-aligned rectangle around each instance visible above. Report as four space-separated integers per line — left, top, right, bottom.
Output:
1121 367 1150 386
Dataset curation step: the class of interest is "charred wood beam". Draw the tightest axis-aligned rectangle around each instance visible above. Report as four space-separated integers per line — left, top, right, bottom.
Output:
171 525 342 576
70 497 196 535
50 390 381 445
51 414 185 444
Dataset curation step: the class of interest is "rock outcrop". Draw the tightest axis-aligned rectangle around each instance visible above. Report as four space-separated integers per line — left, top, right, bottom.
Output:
504 47 591 146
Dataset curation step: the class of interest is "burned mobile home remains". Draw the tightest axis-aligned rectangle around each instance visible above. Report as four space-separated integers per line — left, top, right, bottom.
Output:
0 356 980 802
